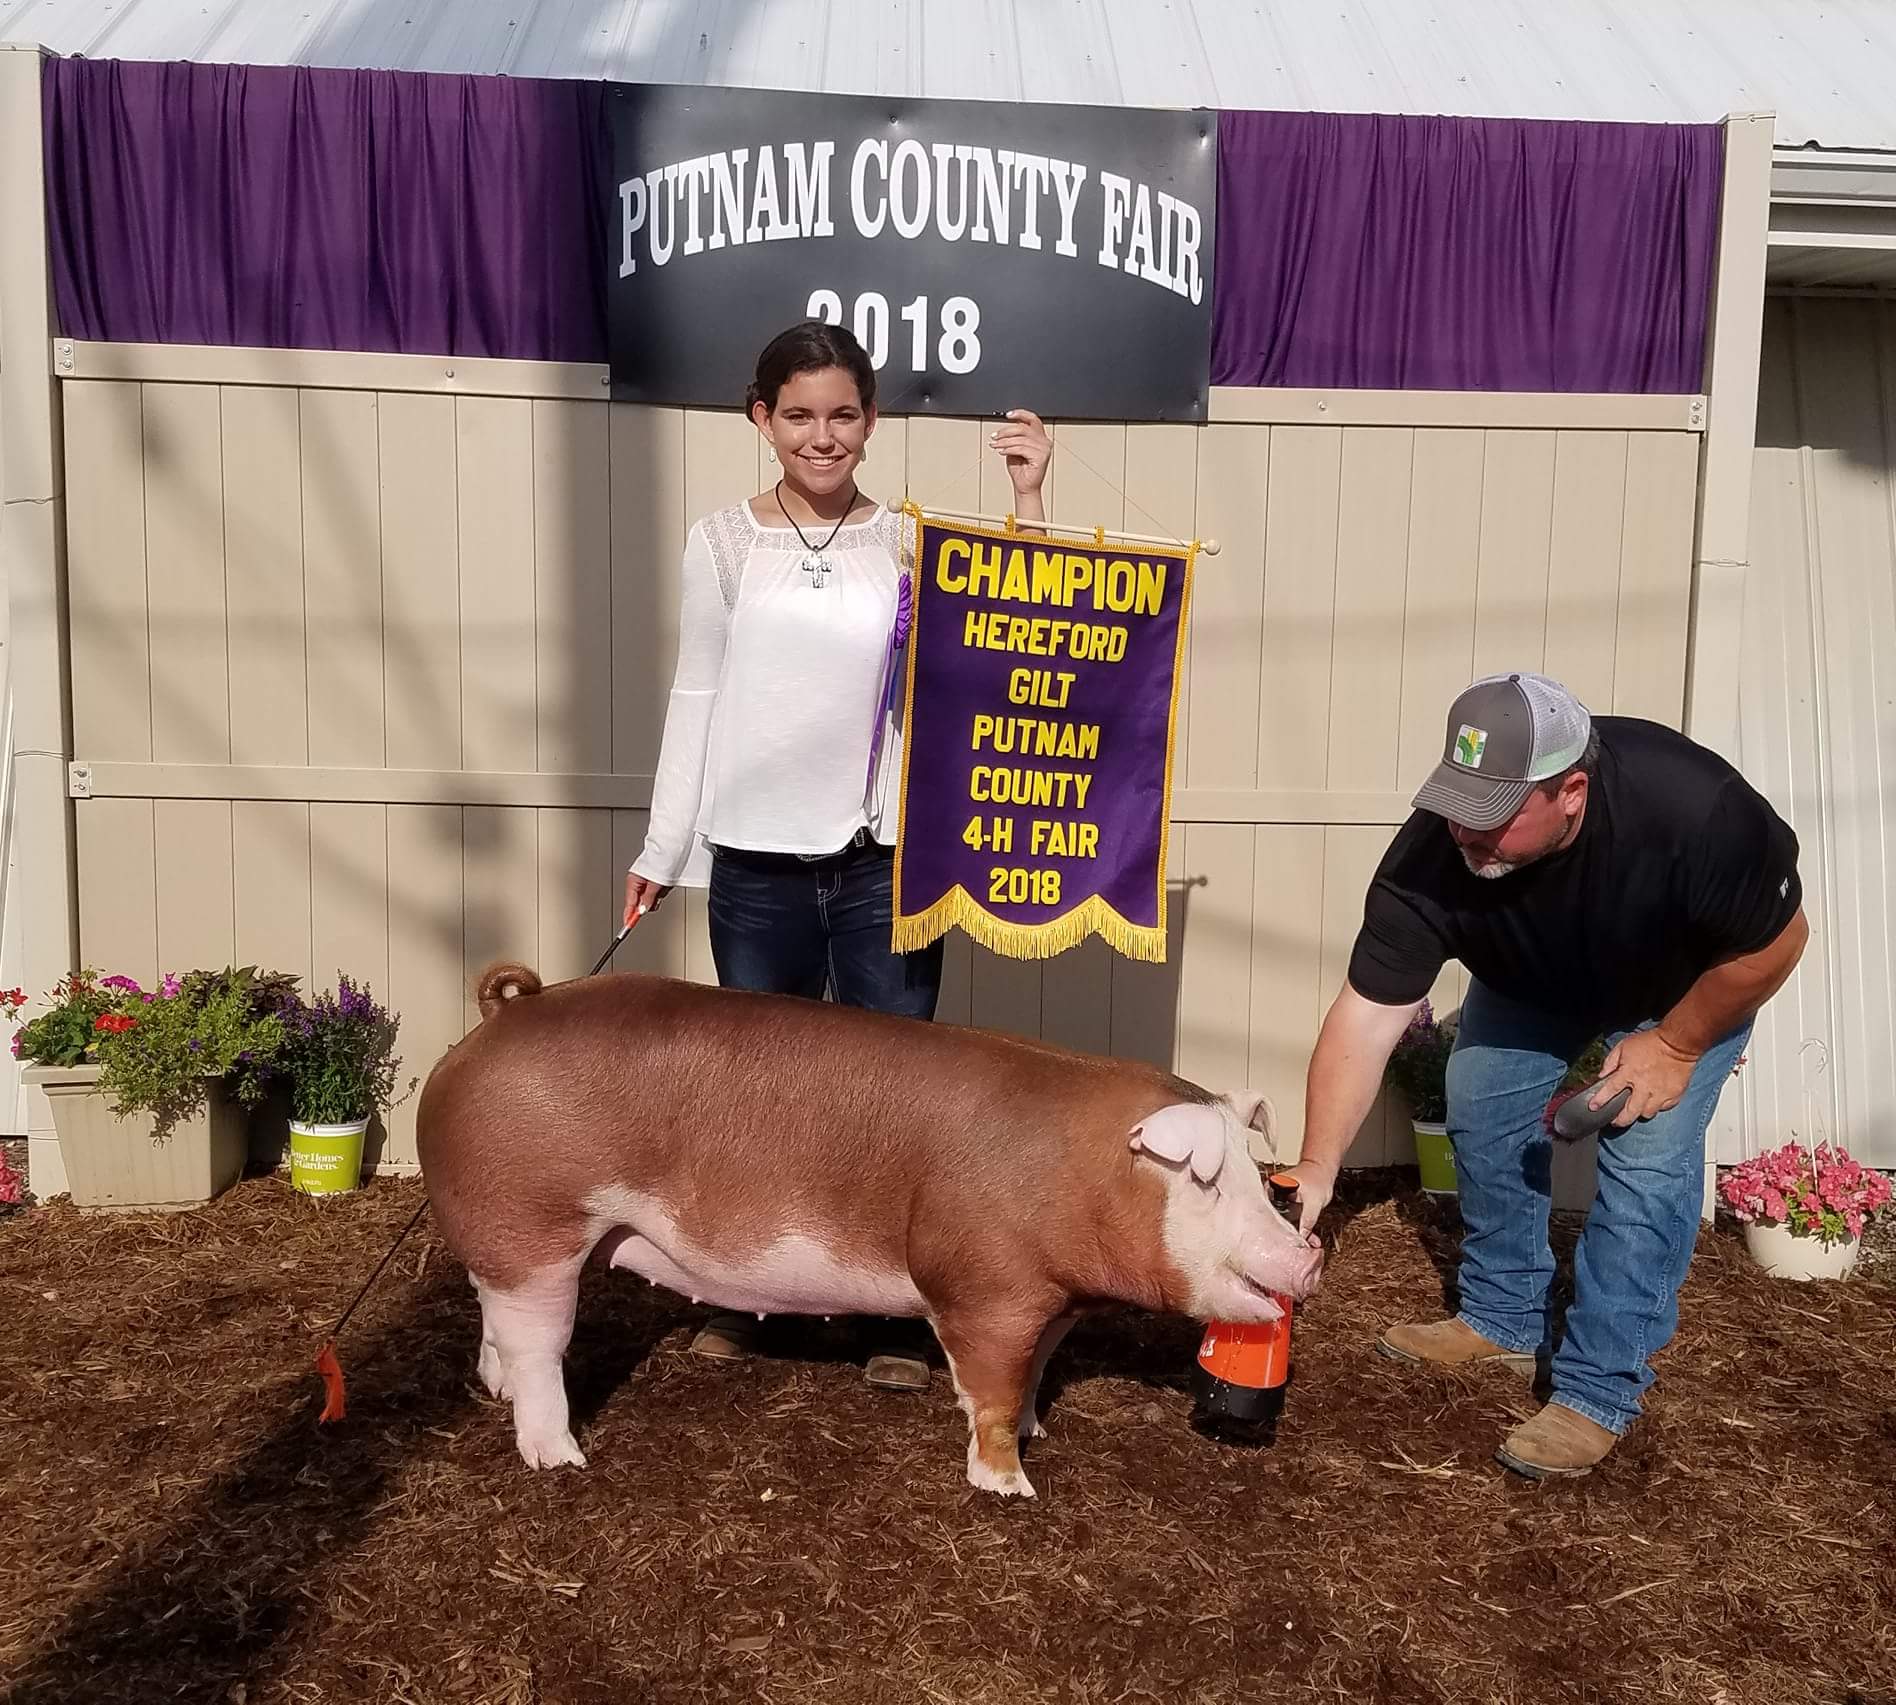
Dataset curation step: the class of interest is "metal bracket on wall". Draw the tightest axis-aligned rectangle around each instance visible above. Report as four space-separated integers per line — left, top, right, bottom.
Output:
53 338 74 374
67 762 91 799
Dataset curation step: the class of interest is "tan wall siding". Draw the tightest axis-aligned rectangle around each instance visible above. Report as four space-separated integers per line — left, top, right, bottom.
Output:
61 374 1700 1169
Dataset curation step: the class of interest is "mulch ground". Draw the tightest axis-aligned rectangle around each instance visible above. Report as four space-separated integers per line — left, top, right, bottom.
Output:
2 1164 1893 1705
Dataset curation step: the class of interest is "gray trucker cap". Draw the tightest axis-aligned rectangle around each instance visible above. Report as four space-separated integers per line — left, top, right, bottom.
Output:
1411 672 1592 831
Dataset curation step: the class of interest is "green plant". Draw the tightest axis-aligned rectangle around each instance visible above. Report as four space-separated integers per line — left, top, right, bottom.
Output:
3 972 119 1067
90 966 296 1140
1385 1001 1457 1124
271 974 412 1126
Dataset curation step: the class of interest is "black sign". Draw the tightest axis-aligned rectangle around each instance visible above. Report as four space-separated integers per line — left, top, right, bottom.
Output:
607 84 1215 421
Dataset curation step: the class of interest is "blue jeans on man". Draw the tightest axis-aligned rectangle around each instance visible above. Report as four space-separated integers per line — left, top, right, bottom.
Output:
1446 979 1751 1437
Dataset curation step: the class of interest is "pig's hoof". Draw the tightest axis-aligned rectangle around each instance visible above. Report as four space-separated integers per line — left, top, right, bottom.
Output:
967 1454 1037 1499
517 1429 587 1470
1017 1414 1048 1442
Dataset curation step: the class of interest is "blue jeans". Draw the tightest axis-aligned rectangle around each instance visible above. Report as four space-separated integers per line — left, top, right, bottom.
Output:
1445 980 1751 1436
707 834 944 1019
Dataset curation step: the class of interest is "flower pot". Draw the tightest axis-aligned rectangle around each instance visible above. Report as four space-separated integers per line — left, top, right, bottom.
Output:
1742 1219 1860 1282
22 1063 246 1211
1413 1120 1457 1195
289 1119 368 1196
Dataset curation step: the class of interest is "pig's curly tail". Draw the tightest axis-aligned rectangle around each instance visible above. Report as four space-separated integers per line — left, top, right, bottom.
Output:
476 961 542 1020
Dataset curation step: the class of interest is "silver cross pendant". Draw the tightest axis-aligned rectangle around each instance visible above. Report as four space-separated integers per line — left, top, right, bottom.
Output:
799 553 833 589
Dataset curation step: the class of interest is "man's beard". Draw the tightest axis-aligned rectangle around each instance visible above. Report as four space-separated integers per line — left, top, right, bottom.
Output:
1460 850 1519 880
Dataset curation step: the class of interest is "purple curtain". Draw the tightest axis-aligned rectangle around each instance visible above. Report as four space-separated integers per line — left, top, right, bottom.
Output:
43 57 610 361
1210 110 1723 393
42 60 1721 393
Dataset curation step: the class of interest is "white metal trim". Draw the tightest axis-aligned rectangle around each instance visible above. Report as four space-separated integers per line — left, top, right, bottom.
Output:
1206 387 1705 431
52 339 1707 432
71 761 1417 825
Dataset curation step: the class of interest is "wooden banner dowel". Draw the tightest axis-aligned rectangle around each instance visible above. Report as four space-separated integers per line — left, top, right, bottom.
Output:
889 499 1219 556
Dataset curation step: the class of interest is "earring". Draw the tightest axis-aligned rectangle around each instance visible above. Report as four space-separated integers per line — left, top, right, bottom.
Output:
767 444 777 463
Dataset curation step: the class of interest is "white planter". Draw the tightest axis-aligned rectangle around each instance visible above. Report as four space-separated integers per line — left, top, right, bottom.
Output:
21 1063 246 1211
1743 1218 1861 1282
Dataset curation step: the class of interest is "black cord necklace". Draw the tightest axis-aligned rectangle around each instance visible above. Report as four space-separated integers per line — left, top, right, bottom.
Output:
778 479 859 589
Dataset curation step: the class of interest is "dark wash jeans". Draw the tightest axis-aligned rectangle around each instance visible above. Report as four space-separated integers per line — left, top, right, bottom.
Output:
707 832 944 1018
1446 978 1751 1435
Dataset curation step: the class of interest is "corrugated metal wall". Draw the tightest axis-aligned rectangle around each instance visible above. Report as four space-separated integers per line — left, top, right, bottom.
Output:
40 363 1702 1192
1738 295 1896 1169
0 0 1880 151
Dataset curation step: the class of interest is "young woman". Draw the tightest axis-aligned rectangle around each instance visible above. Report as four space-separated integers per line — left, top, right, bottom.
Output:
623 320 1051 1391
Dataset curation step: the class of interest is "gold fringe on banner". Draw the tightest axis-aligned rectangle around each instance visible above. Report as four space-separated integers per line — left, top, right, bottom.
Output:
890 888 1168 963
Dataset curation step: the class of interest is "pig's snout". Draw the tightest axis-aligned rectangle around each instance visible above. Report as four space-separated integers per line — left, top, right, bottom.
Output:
1246 1229 1324 1304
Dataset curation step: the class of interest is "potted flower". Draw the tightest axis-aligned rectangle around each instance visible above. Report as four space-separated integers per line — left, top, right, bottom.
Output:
271 975 410 1196
1384 1001 1458 1194
7 972 133 1208
6 967 291 1211
4 974 116 1071
1718 1138 1893 1282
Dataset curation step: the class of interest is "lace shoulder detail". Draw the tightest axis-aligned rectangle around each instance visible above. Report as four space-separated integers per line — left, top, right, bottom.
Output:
701 503 756 612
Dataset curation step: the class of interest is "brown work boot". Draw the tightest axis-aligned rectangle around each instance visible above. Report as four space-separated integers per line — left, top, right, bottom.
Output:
1377 1317 1537 1378
690 1313 762 1362
1496 1402 1618 1478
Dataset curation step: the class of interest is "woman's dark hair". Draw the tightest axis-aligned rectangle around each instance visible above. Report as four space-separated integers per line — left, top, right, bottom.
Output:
745 320 877 418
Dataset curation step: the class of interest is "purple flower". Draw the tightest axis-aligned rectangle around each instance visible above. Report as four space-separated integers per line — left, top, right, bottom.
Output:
893 572 914 648
160 974 182 999
188 1039 202 1053
100 975 142 994
9 1036 19 1058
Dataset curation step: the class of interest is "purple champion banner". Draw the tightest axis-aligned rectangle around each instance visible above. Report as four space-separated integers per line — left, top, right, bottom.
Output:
891 511 1195 963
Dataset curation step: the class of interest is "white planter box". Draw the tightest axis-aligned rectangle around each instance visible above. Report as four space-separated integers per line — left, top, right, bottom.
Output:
1742 1218 1861 1282
20 1063 246 1211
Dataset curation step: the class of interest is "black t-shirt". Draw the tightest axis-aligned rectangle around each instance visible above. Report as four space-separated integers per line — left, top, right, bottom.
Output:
1348 716 1802 1033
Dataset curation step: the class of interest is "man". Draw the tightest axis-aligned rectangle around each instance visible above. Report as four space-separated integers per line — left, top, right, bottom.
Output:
1281 672 1807 1478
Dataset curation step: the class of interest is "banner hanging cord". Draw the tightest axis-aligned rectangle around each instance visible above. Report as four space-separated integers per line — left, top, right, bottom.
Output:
895 427 1199 557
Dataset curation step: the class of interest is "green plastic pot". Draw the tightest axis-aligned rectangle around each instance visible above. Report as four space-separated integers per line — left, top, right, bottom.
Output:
1413 1120 1457 1195
289 1119 368 1195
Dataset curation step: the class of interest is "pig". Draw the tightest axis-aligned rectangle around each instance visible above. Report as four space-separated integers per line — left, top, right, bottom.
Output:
415 960 1324 1499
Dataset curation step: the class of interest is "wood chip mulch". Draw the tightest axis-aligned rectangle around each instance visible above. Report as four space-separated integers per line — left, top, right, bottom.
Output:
2 1166 1893 1705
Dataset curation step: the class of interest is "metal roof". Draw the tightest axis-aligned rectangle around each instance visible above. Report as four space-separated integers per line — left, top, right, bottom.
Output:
2 0 1895 153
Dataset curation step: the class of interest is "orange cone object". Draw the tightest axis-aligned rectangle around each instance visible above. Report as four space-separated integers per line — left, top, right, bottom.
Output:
1189 1173 1301 1442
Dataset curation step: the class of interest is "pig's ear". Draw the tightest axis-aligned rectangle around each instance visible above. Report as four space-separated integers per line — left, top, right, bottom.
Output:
1129 1105 1226 1185
1226 1091 1279 1158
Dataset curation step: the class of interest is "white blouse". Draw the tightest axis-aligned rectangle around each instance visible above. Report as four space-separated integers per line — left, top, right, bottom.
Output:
631 499 913 888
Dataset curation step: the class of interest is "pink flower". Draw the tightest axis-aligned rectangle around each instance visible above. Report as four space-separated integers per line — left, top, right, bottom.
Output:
1723 1137 1892 1235
160 973 182 999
